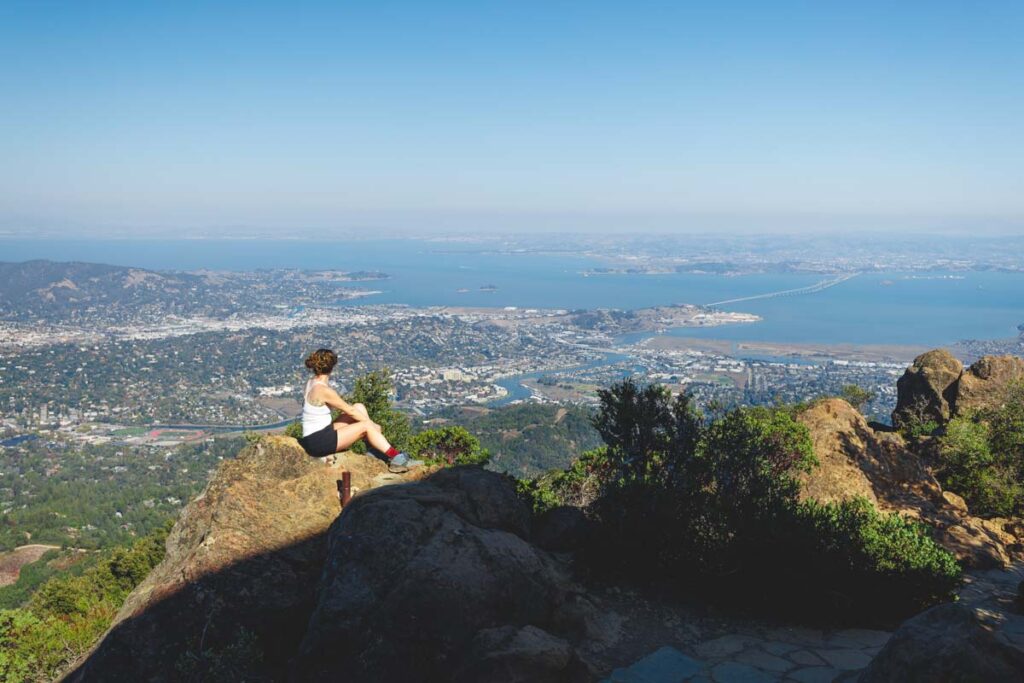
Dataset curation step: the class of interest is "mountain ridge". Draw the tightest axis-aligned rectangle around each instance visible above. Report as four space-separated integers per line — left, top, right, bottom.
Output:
60 349 1024 681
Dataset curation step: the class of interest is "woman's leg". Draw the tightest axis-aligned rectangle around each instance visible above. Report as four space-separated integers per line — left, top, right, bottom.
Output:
333 420 393 454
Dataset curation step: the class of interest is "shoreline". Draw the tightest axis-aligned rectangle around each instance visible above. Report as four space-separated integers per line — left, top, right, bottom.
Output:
639 336 930 363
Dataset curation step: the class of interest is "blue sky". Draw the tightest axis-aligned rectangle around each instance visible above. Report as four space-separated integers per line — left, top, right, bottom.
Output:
1 1 1022 235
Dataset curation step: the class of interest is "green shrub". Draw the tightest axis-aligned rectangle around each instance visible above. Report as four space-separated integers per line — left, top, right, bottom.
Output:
406 426 489 466
905 420 940 439
938 415 1022 517
283 421 303 439
897 396 941 439
935 383 1024 517
347 369 411 453
0 609 40 682
767 498 962 623
534 378 963 624
518 447 608 515
592 379 703 487
0 524 170 681
839 384 875 411
986 381 1024 468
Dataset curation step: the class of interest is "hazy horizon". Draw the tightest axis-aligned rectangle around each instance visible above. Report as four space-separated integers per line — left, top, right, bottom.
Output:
2 1 1023 237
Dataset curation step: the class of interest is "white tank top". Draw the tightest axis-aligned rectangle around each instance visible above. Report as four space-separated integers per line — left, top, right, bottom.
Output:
301 378 333 437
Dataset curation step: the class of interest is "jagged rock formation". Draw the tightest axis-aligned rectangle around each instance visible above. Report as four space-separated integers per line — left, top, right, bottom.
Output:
892 349 1024 428
798 398 939 507
860 565 1024 682
64 436 410 682
798 398 1022 568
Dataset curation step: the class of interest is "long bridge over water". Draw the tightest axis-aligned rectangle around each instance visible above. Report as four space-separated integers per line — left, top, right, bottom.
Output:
706 272 859 307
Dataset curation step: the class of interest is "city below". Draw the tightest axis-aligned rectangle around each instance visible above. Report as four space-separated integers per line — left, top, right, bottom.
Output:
1 243 1022 457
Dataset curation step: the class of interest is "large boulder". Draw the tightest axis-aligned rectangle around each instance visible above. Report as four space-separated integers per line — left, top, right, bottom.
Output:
798 399 1020 568
296 467 591 682
892 349 963 428
955 355 1024 414
64 437 399 682
798 398 938 507
893 350 1024 428
860 566 1024 682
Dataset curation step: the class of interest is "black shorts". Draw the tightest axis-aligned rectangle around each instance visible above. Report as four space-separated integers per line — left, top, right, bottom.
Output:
298 424 337 458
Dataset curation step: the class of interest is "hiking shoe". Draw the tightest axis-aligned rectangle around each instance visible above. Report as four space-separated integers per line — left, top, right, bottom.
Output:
389 452 423 471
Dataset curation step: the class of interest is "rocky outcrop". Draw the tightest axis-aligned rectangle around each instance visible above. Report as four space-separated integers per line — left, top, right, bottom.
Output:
64 437 407 682
798 399 1022 568
67 438 599 682
892 349 963 427
892 349 964 428
297 466 593 682
798 398 938 507
860 565 1024 682
892 349 1024 428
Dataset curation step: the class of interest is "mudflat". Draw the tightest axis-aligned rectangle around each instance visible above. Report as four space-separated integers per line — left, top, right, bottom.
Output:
643 336 928 363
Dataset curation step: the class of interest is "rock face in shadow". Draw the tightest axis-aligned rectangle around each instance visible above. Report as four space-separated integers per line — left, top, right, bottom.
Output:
892 349 964 428
892 349 1024 428
64 437 394 682
798 399 1022 568
860 565 1024 682
297 466 590 682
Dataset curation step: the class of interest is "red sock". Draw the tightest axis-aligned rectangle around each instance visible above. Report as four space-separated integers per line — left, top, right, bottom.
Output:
385 447 400 458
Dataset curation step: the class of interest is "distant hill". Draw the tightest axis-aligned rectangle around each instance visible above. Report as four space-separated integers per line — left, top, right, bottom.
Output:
0 260 214 321
0 259 382 322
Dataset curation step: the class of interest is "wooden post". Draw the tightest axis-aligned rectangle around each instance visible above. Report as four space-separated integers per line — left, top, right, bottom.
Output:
338 471 352 506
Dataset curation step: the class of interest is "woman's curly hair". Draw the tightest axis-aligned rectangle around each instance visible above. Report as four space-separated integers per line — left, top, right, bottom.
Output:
305 348 338 375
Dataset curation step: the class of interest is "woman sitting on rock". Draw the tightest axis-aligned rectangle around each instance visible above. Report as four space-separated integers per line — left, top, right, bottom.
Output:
298 348 422 471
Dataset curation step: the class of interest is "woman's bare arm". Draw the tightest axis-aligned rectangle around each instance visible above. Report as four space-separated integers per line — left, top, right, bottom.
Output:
317 385 363 420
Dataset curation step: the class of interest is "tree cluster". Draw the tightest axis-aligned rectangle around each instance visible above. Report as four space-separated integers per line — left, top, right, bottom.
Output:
523 379 962 625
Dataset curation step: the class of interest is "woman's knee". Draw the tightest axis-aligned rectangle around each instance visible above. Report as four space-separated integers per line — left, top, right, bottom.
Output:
334 420 369 435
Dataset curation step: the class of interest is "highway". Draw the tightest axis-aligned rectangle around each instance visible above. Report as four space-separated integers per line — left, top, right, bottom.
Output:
706 272 859 307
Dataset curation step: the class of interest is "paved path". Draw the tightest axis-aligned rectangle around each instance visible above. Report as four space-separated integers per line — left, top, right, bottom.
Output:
603 626 890 683
603 563 1024 682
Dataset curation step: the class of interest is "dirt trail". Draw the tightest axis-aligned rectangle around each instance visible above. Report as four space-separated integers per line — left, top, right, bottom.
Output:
0 544 61 586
